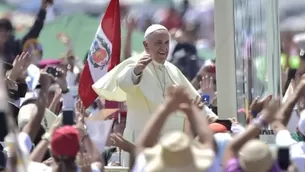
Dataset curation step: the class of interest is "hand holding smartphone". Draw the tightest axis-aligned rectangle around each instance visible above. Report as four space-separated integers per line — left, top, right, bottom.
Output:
46 66 61 77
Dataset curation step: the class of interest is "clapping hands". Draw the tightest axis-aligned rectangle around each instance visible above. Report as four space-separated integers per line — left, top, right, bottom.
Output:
164 85 192 112
260 98 281 123
250 95 272 115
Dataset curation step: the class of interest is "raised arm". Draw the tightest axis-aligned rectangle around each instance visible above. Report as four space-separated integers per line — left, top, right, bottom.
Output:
22 73 52 141
223 99 280 167
123 17 136 60
21 0 50 44
136 86 191 152
117 55 152 93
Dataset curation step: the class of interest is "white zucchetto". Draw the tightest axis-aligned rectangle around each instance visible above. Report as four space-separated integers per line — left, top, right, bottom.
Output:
144 24 168 39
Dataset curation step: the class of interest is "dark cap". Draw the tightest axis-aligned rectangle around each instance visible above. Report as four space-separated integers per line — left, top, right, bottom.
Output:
0 18 13 32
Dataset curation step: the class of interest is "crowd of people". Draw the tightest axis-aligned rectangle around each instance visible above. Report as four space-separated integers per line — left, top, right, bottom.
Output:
0 0 304 172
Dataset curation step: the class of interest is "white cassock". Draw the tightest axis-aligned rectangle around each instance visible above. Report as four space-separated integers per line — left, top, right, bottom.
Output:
92 52 203 166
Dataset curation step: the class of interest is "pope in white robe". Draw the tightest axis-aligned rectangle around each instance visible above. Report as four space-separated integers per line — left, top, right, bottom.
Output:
92 24 204 166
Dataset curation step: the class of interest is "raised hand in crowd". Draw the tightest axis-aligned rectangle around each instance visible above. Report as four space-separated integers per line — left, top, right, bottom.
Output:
47 66 68 92
41 0 54 10
272 76 305 134
126 15 137 34
110 133 135 154
48 85 62 114
136 86 214 152
30 116 62 162
165 85 192 111
56 32 71 46
136 86 189 149
200 75 216 103
192 62 216 89
21 72 53 141
8 52 30 82
75 110 92 171
76 99 89 118
250 95 272 114
124 15 137 59
223 98 281 167
75 99 103 170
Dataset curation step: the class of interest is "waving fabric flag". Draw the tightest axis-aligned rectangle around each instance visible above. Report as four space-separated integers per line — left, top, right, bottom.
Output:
79 0 121 108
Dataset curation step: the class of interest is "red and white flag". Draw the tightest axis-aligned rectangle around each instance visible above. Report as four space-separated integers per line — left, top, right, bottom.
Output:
79 0 121 108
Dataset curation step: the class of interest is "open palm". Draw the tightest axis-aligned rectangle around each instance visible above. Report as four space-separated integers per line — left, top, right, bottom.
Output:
200 75 215 102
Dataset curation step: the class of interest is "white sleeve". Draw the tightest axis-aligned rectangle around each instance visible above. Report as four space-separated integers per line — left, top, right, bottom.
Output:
5 132 33 157
131 153 146 172
90 163 101 172
275 129 297 146
117 65 140 94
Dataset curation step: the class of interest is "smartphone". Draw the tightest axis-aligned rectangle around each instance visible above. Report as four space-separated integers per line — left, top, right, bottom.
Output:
277 147 290 170
46 66 61 77
0 151 6 170
215 119 232 131
201 94 210 104
0 112 8 143
62 110 75 126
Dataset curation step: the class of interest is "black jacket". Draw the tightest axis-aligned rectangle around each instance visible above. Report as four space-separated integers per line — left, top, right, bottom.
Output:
4 9 46 64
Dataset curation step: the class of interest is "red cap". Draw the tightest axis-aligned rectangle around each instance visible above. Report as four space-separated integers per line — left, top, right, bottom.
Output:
39 59 62 68
51 126 80 158
209 123 227 133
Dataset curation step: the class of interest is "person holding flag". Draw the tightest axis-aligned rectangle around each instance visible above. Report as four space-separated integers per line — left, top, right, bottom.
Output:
92 24 202 166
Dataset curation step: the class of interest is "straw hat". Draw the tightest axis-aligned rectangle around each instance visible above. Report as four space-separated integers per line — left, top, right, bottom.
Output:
239 139 274 172
143 131 215 172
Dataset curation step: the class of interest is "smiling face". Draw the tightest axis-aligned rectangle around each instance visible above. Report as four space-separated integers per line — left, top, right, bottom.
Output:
143 29 170 63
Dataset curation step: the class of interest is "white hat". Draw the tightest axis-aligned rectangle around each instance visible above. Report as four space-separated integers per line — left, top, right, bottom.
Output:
298 110 305 136
18 103 57 130
239 139 274 172
144 24 168 39
143 131 215 172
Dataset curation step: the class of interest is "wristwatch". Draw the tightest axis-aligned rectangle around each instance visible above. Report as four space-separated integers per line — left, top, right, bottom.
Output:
41 132 51 142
